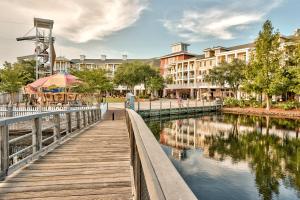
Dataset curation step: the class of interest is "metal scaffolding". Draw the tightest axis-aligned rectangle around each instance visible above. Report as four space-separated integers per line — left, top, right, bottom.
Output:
17 18 56 79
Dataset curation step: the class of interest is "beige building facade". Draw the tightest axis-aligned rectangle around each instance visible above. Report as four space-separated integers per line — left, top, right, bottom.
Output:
163 43 254 100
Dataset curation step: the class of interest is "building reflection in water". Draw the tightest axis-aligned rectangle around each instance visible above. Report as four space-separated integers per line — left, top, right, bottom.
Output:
149 114 300 200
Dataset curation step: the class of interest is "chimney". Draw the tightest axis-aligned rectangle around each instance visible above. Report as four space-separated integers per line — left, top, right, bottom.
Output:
101 55 106 61
80 55 86 61
295 29 300 36
122 54 127 60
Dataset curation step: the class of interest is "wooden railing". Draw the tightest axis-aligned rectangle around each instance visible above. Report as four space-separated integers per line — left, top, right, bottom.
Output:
125 109 197 200
0 105 107 117
0 104 106 180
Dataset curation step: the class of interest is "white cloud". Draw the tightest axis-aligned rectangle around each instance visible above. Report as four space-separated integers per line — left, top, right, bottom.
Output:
0 0 148 43
162 0 283 42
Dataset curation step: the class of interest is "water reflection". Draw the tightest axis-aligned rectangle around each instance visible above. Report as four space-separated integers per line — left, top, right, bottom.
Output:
146 114 300 200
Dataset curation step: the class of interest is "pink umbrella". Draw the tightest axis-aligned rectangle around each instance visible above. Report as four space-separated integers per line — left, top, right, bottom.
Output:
28 73 80 89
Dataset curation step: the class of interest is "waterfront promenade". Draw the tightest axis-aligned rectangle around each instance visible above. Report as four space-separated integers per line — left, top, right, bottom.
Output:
0 110 132 200
109 99 216 110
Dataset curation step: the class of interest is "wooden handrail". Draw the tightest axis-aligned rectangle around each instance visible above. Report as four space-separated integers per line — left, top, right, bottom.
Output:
126 109 197 200
0 104 106 180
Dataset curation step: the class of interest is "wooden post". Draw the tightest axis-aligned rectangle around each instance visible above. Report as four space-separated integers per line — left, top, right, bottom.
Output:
83 111 87 127
135 145 141 200
87 110 91 124
6 105 13 117
159 99 162 117
53 114 61 142
187 99 189 114
32 117 42 153
76 111 81 129
66 112 72 134
0 125 9 180
149 99 152 117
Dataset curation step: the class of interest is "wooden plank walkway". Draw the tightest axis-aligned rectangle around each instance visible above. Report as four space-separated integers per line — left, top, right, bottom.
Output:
0 110 132 200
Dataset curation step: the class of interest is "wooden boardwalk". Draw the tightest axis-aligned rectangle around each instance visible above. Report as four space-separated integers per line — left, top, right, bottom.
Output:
0 110 132 200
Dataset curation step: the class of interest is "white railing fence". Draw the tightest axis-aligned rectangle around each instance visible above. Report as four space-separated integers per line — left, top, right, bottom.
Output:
0 104 107 118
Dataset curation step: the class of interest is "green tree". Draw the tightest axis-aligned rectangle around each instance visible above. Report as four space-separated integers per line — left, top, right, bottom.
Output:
147 75 165 98
114 62 158 93
0 65 25 104
205 63 227 99
206 59 246 99
114 62 141 92
14 60 36 85
243 20 282 110
71 68 112 103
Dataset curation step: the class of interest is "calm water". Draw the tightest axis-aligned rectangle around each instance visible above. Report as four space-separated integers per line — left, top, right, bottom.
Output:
145 113 300 200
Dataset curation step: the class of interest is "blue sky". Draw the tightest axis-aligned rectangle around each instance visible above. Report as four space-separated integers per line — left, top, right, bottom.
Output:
0 0 299 64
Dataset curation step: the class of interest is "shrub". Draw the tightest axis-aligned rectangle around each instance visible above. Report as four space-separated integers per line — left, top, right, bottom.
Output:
223 97 240 107
277 101 299 110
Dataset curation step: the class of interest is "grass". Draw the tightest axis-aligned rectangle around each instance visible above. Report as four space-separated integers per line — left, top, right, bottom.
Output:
105 97 125 103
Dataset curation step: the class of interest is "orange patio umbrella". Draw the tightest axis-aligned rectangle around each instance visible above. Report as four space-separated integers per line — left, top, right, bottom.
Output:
28 73 81 89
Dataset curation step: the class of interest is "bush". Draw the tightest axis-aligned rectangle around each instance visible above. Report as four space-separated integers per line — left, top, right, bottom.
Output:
138 94 150 99
223 97 240 107
224 97 263 108
277 101 299 110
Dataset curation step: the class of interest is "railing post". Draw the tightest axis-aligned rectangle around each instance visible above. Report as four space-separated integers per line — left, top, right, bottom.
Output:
149 99 152 117
87 110 91 124
135 145 142 200
187 98 189 114
159 99 162 117
76 111 81 130
83 111 87 127
6 104 13 117
32 117 42 153
92 110 95 122
0 124 9 180
66 104 72 134
53 114 61 142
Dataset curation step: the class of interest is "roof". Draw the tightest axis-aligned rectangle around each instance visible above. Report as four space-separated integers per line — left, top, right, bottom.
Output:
70 58 160 67
227 43 255 51
195 54 205 59
160 51 197 59
171 42 190 47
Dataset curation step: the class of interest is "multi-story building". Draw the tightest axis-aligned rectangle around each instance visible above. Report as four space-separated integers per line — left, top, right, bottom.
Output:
162 29 300 101
162 43 253 100
53 54 160 94
53 56 71 73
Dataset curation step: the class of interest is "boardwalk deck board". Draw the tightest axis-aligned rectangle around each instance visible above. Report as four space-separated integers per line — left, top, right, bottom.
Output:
0 110 133 200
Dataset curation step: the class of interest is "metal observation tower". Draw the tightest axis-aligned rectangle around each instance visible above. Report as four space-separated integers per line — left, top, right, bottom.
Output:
17 18 56 79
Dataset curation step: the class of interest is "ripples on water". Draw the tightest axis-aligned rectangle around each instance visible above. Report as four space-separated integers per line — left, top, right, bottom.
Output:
145 113 300 200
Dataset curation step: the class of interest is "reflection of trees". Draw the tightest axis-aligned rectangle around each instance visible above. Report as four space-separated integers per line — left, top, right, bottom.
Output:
145 113 300 199
205 117 300 200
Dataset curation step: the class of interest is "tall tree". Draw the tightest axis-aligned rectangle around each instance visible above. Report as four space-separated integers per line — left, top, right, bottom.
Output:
147 75 165 98
71 68 112 103
114 62 158 93
0 65 25 104
14 60 36 85
205 63 227 99
243 20 282 110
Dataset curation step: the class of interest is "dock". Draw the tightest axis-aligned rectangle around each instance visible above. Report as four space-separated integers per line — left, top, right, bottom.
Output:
0 106 197 200
0 110 132 200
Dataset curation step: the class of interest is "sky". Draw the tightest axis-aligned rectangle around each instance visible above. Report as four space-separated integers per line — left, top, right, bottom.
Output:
0 0 299 64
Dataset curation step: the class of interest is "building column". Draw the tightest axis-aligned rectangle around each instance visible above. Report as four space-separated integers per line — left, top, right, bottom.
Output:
163 89 167 97
199 88 203 101
176 90 180 99
187 62 190 84
190 88 194 99
245 49 250 63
